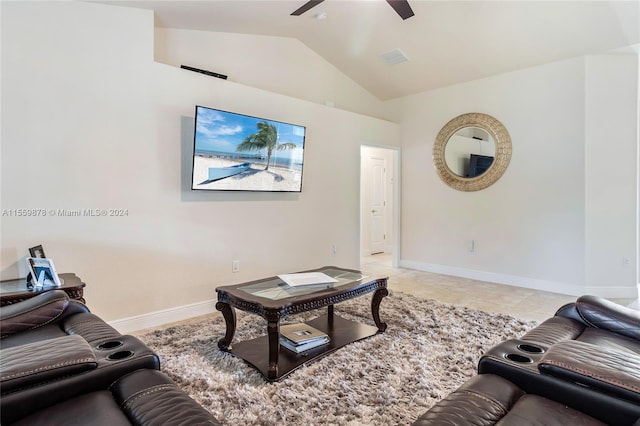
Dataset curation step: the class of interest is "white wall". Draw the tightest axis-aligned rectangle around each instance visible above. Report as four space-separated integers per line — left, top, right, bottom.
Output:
584 54 638 295
0 1 399 323
389 55 638 298
155 28 390 120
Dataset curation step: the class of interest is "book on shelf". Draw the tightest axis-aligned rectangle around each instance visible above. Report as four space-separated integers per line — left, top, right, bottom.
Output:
26 257 62 288
280 323 330 353
280 335 330 353
277 272 338 287
280 323 327 343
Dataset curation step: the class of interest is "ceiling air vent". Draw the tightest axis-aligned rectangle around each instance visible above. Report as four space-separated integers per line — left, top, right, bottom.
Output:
379 48 409 65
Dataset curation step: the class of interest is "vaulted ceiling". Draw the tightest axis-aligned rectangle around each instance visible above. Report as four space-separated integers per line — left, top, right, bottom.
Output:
95 1 639 100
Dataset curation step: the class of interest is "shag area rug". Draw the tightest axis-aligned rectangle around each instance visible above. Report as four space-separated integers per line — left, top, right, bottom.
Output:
138 291 537 425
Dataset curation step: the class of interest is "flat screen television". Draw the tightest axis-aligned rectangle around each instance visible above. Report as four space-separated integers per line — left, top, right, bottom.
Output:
466 154 494 178
191 105 306 192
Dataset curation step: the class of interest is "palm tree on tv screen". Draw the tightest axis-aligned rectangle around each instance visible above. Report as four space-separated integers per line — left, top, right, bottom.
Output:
236 121 296 170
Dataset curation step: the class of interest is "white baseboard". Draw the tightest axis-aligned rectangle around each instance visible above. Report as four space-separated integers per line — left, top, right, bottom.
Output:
108 299 218 334
398 260 637 299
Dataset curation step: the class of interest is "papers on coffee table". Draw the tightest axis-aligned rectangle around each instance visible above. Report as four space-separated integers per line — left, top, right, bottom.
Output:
277 272 338 287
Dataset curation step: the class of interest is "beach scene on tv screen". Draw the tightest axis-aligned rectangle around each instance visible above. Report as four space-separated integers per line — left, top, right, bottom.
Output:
192 106 306 192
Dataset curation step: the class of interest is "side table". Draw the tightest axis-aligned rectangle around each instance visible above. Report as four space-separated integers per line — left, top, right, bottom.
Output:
0 273 86 306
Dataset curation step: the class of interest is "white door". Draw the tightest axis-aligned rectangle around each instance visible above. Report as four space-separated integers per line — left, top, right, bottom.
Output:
369 157 386 254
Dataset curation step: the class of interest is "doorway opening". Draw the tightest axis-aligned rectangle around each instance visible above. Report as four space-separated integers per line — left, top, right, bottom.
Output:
360 145 400 268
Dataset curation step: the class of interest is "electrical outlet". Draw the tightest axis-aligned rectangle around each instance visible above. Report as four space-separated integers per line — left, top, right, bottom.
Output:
469 240 475 253
232 260 240 273
332 244 337 255
622 257 630 267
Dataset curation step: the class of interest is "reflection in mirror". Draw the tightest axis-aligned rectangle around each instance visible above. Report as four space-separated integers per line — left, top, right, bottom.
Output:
444 127 495 177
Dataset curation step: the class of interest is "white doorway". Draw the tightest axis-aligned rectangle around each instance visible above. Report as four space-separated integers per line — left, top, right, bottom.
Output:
360 145 400 267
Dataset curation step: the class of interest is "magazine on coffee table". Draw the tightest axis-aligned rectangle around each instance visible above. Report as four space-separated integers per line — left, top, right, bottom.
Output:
280 323 330 353
280 335 330 353
280 323 327 343
277 272 338 287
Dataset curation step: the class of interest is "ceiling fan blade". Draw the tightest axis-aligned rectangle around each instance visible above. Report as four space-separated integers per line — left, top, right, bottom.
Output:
291 0 325 16
386 0 414 20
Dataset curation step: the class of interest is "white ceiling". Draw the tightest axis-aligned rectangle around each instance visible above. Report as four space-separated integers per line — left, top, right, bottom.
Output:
96 1 639 100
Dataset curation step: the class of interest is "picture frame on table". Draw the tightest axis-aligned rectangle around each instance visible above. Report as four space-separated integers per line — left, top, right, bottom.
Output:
26 257 62 288
28 245 47 259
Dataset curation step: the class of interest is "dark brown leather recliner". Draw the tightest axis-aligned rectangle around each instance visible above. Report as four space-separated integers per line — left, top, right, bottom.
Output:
415 296 640 425
412 373 615 426
0 288 121 348
0 290 161 423
6 368 220 425
476 295 640 425
1 290 220 425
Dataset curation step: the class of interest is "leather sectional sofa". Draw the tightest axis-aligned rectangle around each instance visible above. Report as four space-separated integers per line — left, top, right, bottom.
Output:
414 295 640 425
0 290 219 425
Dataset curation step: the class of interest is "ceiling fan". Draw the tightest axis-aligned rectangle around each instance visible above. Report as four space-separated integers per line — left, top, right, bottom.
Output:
291 0 415 21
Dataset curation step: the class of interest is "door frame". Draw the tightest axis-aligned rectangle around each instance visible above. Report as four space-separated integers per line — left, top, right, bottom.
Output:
360 144 401 268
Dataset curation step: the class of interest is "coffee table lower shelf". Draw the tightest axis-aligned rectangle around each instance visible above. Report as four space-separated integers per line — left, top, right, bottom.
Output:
227 314 380 381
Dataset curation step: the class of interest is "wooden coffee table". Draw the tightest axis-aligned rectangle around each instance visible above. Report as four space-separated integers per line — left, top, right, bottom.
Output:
215 266 388 381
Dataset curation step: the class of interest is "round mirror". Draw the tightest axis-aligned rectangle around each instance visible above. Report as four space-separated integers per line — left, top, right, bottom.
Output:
433 113 511 191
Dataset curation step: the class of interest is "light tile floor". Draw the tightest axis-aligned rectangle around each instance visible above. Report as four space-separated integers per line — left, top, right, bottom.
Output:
360 253 637 323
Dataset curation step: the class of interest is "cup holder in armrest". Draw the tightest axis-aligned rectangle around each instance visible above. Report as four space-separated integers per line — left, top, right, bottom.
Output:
479 339 549 383
505 353 533 363
517 343 544 354
106 350 134 361
96 340 123 350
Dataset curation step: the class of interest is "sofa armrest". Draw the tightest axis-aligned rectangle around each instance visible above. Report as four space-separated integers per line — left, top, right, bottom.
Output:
520 316 585 346
62 312 122 344
110 369 220 425
574 295 640 341
0 334 97 394
1 334 159 424
412 374 524 425
538 339 640 404
0 290 78 338
554 302 583 322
